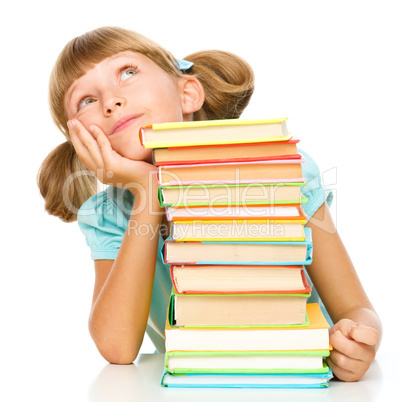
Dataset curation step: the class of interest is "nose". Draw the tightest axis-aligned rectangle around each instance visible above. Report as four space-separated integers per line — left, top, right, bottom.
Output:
103 93 126 115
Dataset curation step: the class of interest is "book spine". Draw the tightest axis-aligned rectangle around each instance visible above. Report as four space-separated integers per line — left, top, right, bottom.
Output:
138 125 153 148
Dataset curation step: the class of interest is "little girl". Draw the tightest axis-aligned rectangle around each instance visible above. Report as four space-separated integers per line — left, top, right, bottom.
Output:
38 26 381 382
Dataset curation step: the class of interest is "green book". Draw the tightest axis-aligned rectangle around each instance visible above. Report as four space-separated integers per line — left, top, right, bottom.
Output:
158 182 308 207
165 350 331 375
169 286 310 328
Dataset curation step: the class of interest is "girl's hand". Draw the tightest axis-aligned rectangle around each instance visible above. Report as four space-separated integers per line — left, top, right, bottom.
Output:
327 319 379 382
67 119 157 190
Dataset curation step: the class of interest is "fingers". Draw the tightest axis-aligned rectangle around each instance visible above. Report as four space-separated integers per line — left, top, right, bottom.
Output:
67 120 157 189
330 319 379 346
326 355 361 382
329 318 356 337
88 124 118 169
349 325 379 346
330 330 375 361
67 120 96 171
68 120 105 171
327 346 373 382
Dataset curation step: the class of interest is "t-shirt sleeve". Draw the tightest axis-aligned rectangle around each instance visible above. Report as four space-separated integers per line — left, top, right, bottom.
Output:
299 148 333 221
77 187 134 260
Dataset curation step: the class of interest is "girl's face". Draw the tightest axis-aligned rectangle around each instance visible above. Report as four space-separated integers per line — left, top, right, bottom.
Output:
64 51 187 162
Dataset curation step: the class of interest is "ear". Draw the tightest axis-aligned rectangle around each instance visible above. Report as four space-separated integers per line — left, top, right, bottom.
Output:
178 77 205 118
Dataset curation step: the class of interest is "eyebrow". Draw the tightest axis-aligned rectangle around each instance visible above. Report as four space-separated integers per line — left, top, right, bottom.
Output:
65 53 140 107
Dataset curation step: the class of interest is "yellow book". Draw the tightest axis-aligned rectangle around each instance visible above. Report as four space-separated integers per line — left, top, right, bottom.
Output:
139 118 290 148
165 303 330 352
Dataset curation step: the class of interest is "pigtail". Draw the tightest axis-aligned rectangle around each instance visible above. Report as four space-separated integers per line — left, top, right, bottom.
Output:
184 50 255 121
37 141 97 222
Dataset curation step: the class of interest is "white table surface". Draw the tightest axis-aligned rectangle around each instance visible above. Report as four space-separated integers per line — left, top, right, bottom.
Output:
86 353 394 402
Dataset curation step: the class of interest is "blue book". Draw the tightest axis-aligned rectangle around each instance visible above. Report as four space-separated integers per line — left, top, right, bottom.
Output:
161 368 333 388
162 227 313 265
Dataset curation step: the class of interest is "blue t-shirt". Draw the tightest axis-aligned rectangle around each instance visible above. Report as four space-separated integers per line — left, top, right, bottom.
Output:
77 149 333 352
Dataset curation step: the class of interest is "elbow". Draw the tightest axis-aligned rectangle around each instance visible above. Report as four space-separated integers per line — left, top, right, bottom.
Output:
94 337 140 365
99 347 138 365
89 322 141 365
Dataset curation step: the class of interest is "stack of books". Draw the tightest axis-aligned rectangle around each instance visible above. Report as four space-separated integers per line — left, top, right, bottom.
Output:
140 118 333 388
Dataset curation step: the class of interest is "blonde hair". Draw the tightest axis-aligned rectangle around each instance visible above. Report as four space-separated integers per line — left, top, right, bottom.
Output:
38 26 255 222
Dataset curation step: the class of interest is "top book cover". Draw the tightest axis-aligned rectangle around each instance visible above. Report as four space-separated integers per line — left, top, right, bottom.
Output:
139 118 290 148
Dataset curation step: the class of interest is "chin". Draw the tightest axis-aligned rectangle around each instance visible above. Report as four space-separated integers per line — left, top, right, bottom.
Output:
110 136 150 161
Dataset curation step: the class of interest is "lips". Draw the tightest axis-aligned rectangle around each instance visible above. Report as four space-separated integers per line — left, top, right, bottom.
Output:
109 114 144 136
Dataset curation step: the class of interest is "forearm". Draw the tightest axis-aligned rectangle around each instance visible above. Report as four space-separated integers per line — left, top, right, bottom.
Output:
89 187 164 364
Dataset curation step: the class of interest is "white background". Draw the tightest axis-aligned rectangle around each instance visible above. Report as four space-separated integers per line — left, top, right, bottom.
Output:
1 1 397 400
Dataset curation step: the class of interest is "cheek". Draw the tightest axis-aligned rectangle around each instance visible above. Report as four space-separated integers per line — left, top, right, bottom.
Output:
74 108 99 130
110 135 153 162
147 80 183 120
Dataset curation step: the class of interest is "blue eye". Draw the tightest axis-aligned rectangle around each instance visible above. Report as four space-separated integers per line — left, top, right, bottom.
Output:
77 97 96 110
121 66 138 81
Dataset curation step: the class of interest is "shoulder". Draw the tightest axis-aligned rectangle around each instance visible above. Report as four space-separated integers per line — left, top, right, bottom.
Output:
298 148 334 221
299 148 322 183
77 187 134 260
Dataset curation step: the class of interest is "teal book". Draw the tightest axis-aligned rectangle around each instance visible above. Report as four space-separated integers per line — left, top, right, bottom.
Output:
161 368 333 388
162 227 313 265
